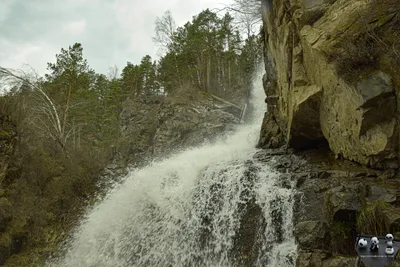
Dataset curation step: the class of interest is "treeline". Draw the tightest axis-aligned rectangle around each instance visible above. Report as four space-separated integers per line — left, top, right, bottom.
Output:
120 9 262 102
154 9 262 99
0 8 261 266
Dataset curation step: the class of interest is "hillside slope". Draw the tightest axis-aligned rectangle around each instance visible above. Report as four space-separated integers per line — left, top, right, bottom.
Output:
0 89 241 266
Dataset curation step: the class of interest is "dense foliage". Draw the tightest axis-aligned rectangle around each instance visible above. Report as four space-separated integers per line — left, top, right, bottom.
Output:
154 9 262 102
0 8 261 266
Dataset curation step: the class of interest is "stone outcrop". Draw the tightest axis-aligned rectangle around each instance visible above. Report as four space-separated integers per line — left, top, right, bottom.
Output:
98 91 242 196
118 91 239 168
259 0 400 168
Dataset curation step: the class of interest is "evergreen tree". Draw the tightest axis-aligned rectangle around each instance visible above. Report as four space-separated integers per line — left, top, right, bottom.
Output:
154 9 261 102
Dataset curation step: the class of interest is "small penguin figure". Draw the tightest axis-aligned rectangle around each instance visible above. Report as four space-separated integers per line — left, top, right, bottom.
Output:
370 237 379 252
385 233 394 255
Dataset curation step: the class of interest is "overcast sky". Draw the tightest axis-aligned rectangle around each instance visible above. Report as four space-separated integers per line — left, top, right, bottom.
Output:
0 0 233 77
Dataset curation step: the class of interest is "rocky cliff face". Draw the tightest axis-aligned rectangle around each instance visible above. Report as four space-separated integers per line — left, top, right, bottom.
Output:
115 90 240 169
254 147 400 266
259 0 400 168
258 0 400 266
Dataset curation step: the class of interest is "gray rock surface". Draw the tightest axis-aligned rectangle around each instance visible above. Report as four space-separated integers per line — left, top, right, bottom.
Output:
255 147 400 266
294 221 330 250
108 92 240 176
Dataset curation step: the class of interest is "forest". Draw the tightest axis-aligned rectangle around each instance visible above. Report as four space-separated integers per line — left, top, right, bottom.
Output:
0 7 262 266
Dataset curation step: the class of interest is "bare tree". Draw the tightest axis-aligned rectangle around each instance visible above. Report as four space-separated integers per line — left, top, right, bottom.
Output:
215 0 262 38
153 10 177 51
107 65 119 80
153 10 183 87
0 66 77 151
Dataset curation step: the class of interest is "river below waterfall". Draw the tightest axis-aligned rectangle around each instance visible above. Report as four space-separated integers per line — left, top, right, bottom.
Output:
45 68 297 267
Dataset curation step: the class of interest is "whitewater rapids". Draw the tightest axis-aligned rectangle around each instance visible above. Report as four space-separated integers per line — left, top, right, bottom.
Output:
45 67 297 267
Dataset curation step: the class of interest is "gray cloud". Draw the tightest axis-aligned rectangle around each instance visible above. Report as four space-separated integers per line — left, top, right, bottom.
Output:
0 0 232 76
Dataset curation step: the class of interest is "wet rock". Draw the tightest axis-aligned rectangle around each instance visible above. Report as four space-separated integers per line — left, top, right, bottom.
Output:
253 147 291 160
279 173 293 189
294 221 330 250
265 95 278 105
294 177 338 222
296 250 332 267
232 199 264 267
257 113 285 149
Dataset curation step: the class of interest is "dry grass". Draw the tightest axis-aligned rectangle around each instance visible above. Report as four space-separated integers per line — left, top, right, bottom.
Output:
356 200 391 236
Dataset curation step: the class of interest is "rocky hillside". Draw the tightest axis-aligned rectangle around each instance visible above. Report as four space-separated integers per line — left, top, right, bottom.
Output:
0 89 242 266
258 0 400 266
114 89 241 169
93 89 243 196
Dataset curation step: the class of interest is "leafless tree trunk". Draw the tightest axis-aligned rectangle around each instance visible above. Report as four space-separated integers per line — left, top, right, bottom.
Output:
107 65 119 80
153 10 176 50
215 0 262 38
153 10 183 87
0 66 76 152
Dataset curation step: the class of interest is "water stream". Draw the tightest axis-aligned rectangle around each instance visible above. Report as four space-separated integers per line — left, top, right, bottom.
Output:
45 67 297 267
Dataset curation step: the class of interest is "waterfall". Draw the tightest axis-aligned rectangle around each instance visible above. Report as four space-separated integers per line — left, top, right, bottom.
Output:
45 67 297 267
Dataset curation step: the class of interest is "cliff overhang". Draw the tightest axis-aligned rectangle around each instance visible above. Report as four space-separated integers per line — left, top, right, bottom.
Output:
258 0 400 169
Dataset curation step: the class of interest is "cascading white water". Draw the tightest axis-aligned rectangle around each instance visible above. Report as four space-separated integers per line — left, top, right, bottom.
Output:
46 67 297 267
